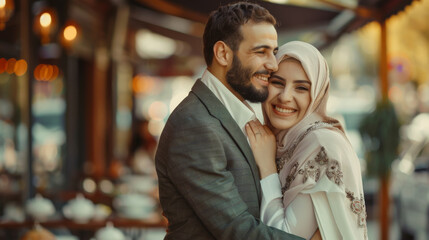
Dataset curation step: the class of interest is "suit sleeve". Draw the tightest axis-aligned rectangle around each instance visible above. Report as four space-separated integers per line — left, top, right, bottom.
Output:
164 122 303 240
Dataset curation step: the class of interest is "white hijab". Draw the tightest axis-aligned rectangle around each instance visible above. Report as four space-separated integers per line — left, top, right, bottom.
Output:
272 41 344 159
268 42 367 239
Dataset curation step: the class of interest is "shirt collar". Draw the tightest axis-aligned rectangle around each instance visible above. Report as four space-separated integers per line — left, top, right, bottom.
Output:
200 69 264 135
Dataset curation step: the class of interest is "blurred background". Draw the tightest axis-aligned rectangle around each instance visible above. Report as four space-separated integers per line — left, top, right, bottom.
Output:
0 0 428 239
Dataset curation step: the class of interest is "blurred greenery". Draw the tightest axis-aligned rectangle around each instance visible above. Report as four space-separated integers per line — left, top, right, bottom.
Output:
359 99 401 179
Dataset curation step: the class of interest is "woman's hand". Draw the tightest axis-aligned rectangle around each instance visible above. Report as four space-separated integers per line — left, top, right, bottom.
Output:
245 120 277 179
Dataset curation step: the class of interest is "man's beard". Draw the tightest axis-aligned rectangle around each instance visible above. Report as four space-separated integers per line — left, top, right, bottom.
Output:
226 55 269 103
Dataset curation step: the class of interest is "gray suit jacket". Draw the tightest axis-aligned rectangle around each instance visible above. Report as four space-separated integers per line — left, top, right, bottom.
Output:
155 80 303 240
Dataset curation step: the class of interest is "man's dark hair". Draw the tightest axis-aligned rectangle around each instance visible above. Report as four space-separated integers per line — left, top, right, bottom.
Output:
203 2 276 66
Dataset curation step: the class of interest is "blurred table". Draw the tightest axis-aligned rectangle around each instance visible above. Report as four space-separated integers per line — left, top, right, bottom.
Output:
0 216 167 240
0 216 167 229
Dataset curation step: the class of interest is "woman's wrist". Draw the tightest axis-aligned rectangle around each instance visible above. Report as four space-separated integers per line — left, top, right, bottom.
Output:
259 166 277 179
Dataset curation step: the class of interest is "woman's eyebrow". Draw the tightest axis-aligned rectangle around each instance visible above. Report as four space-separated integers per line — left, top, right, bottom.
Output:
293 80 311 85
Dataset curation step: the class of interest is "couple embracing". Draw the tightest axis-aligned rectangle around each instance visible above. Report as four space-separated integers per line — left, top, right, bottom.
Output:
155 2 367 240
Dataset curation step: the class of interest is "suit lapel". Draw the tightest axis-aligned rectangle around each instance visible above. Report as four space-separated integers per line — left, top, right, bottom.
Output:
191 80 262 200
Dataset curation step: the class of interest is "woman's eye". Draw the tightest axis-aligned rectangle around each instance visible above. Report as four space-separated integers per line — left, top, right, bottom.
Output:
269 79 284 86
296 86 309 91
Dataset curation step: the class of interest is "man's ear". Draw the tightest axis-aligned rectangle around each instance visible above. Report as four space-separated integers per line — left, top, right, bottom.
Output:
213 41 232 67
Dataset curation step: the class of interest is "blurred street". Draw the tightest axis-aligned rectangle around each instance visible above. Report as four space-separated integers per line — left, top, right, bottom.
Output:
1 0 429 239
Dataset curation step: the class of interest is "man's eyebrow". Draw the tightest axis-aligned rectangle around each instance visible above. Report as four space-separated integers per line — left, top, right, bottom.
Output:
251 45 277 51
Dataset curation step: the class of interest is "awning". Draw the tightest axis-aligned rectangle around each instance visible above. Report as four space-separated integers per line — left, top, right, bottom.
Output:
131 0 414 50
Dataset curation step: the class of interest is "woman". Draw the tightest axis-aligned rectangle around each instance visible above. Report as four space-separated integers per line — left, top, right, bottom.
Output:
245 41 368 239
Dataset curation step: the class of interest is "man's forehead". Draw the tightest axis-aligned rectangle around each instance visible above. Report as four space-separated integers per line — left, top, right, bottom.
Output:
240 22 277 48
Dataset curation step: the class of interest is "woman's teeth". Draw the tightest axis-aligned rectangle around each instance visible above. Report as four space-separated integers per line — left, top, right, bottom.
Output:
275 106 295 113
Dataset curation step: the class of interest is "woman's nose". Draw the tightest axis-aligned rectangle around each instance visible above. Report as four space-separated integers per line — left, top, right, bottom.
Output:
278 87 292 102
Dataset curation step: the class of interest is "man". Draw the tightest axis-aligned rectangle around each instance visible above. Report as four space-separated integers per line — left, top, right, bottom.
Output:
155 2 303 239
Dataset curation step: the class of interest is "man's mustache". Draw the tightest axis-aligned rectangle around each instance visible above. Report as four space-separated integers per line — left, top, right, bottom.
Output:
254 70 271 75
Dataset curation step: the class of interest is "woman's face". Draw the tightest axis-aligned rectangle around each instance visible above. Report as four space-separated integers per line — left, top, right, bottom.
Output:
264 59 311 131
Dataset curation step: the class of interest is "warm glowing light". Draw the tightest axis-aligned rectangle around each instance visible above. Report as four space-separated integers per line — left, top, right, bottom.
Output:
45 65 54 80
39 64 48 80
132 75 156 94
5 58 15 74
0 0 14 30
34 64 60 81
14 59 27 76
63 25 77 41
0 58 6 73
40 12 52 28
34 64 42 80
51 65 59 80
0 58 28 76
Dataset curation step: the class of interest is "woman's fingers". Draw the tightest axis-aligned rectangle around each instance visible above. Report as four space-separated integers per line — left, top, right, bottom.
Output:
263 125 274 137
245 123 258 148
246 120 278 179
248 120 265 136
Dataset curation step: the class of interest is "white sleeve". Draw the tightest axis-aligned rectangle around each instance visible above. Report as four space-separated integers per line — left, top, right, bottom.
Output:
260 174 318 240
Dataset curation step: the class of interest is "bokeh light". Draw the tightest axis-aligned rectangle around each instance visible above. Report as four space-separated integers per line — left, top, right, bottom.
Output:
40 12 52 28
34 64 60 81
132 74 156 94
0 58 6 73
83 178 97 193
99 179 114 194
5 58 16 74
148 101 168 121
63 25 77 41
14 59 28 76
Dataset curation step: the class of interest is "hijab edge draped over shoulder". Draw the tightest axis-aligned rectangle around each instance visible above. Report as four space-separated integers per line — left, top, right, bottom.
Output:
270 41 368 239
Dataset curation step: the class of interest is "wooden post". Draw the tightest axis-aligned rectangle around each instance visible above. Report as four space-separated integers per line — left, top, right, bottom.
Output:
379 19 389 240
380 20 388 100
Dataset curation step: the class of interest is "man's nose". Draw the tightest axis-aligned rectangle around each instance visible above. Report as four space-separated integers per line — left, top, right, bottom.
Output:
265 53 278 72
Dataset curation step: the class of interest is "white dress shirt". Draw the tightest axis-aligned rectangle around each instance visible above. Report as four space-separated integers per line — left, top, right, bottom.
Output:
200 69 264 136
